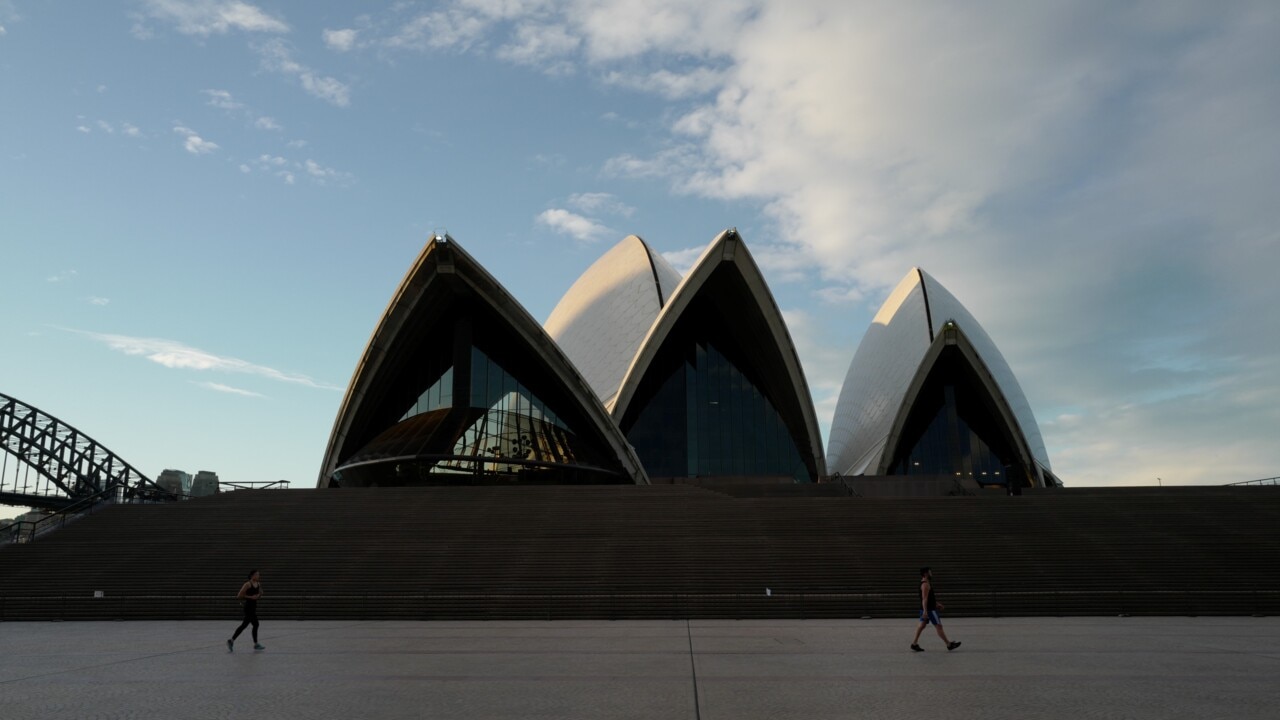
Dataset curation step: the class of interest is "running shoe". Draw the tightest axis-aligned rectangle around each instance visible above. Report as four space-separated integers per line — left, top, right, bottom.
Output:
254 643 266 651
947 641 962 651
910 644 924 652
226 639 233 653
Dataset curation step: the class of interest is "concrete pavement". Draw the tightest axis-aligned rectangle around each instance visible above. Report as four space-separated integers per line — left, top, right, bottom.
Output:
2 617 1277 719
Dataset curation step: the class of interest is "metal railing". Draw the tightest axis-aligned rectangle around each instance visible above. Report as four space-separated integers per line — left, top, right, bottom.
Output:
1 486 117 545
1228 476 1279 487
221 480 291 491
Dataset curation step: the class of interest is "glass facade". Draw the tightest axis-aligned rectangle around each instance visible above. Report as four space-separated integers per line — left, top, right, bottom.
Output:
887 346 1025 487
341 342 617 485
623 307 811 483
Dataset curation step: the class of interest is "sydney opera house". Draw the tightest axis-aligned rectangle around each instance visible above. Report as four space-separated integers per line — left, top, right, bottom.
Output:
319 229 1059 491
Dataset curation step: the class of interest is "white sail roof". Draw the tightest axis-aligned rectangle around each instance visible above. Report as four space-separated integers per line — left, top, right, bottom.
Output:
544 235 682 407
826 268 1050 477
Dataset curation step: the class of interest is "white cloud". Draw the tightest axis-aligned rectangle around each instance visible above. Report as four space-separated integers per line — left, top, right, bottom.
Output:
536 208 611 243
385 10 488 51
303 159 354 185
323 27 357 52
257 39 350 106
567 192 634 217
96 84 107 93
602 67 724 99
602 145 703 184
659 246 704 275
194 381 264 397
87 296 110 306
96 120 114 134
68 329 340 390
304 159 341 181
122 123 142 137
813 286 865 305
0 25 6 36
76 125 91 133
47 269 78 283
286 139 307 148
173 125 218 155
497 22 579 70
203 88 242 110
138 0 288 36
255 116 281 130
239 164 251 173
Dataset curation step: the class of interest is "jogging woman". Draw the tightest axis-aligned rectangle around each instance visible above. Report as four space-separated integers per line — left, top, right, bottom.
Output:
227 570 265 652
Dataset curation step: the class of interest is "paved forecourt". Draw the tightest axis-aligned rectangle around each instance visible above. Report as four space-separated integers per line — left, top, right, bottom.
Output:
1 617 1277 719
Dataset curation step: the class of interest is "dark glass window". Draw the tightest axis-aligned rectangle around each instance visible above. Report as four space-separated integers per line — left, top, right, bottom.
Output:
888 346 1023 486
625 325 810 483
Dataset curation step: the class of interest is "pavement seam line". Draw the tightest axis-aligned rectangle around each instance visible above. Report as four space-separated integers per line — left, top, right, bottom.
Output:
687 619 702 720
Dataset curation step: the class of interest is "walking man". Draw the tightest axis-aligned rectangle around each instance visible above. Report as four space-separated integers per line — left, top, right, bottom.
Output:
912 566 960 652
227 569 265 652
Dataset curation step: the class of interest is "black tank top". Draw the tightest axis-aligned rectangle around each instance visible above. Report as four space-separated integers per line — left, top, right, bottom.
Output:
922 580 937 610
244 582 260 606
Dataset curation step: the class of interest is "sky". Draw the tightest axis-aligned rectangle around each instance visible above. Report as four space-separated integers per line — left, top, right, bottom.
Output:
2 0 1278 512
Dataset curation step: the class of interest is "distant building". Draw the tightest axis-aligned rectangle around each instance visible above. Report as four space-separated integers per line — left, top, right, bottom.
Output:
190 471 220 497
155 469 192 497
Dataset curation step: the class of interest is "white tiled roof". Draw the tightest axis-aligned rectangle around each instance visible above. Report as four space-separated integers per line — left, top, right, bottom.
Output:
826 268 1050 476
545 236 680 406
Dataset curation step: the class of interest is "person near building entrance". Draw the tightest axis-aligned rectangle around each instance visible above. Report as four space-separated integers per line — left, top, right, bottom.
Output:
912 566 960 652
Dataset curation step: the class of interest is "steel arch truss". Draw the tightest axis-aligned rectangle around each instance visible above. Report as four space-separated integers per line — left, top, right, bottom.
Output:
1 392 156 510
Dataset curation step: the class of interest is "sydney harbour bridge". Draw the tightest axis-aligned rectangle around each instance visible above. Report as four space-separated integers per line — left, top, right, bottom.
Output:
0 392 163 511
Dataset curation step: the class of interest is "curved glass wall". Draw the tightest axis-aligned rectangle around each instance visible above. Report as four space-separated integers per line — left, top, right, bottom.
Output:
339 344 617 485
622 300 811 483
886 346 1026 487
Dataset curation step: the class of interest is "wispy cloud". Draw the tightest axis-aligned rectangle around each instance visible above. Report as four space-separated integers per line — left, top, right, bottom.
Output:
660 247 704 276
242 153 349 186
567 192 634 218
136 0 289 37
47 269 78 283
66 328 340 390
203 88 243 110
496 22 579 73
255 116 281 130
322 28 357 52
193 381 264 398
537 208 612 243
256 39 350 107
602 67 724 99
88 296 110 306
173 125 218 155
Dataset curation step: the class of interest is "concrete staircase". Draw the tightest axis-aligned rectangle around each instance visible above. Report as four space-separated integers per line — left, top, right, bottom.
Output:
1 485 1277 620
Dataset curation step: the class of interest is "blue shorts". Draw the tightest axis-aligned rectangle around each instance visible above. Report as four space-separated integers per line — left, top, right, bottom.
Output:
919 609 941 625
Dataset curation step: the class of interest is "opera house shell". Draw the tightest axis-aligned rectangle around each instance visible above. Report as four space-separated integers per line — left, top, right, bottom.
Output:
318 236 648 486
320 231 1055 490
825 268 1059 489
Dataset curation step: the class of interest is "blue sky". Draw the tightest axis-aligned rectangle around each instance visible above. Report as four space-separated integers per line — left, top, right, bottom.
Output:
2 0 1278 511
